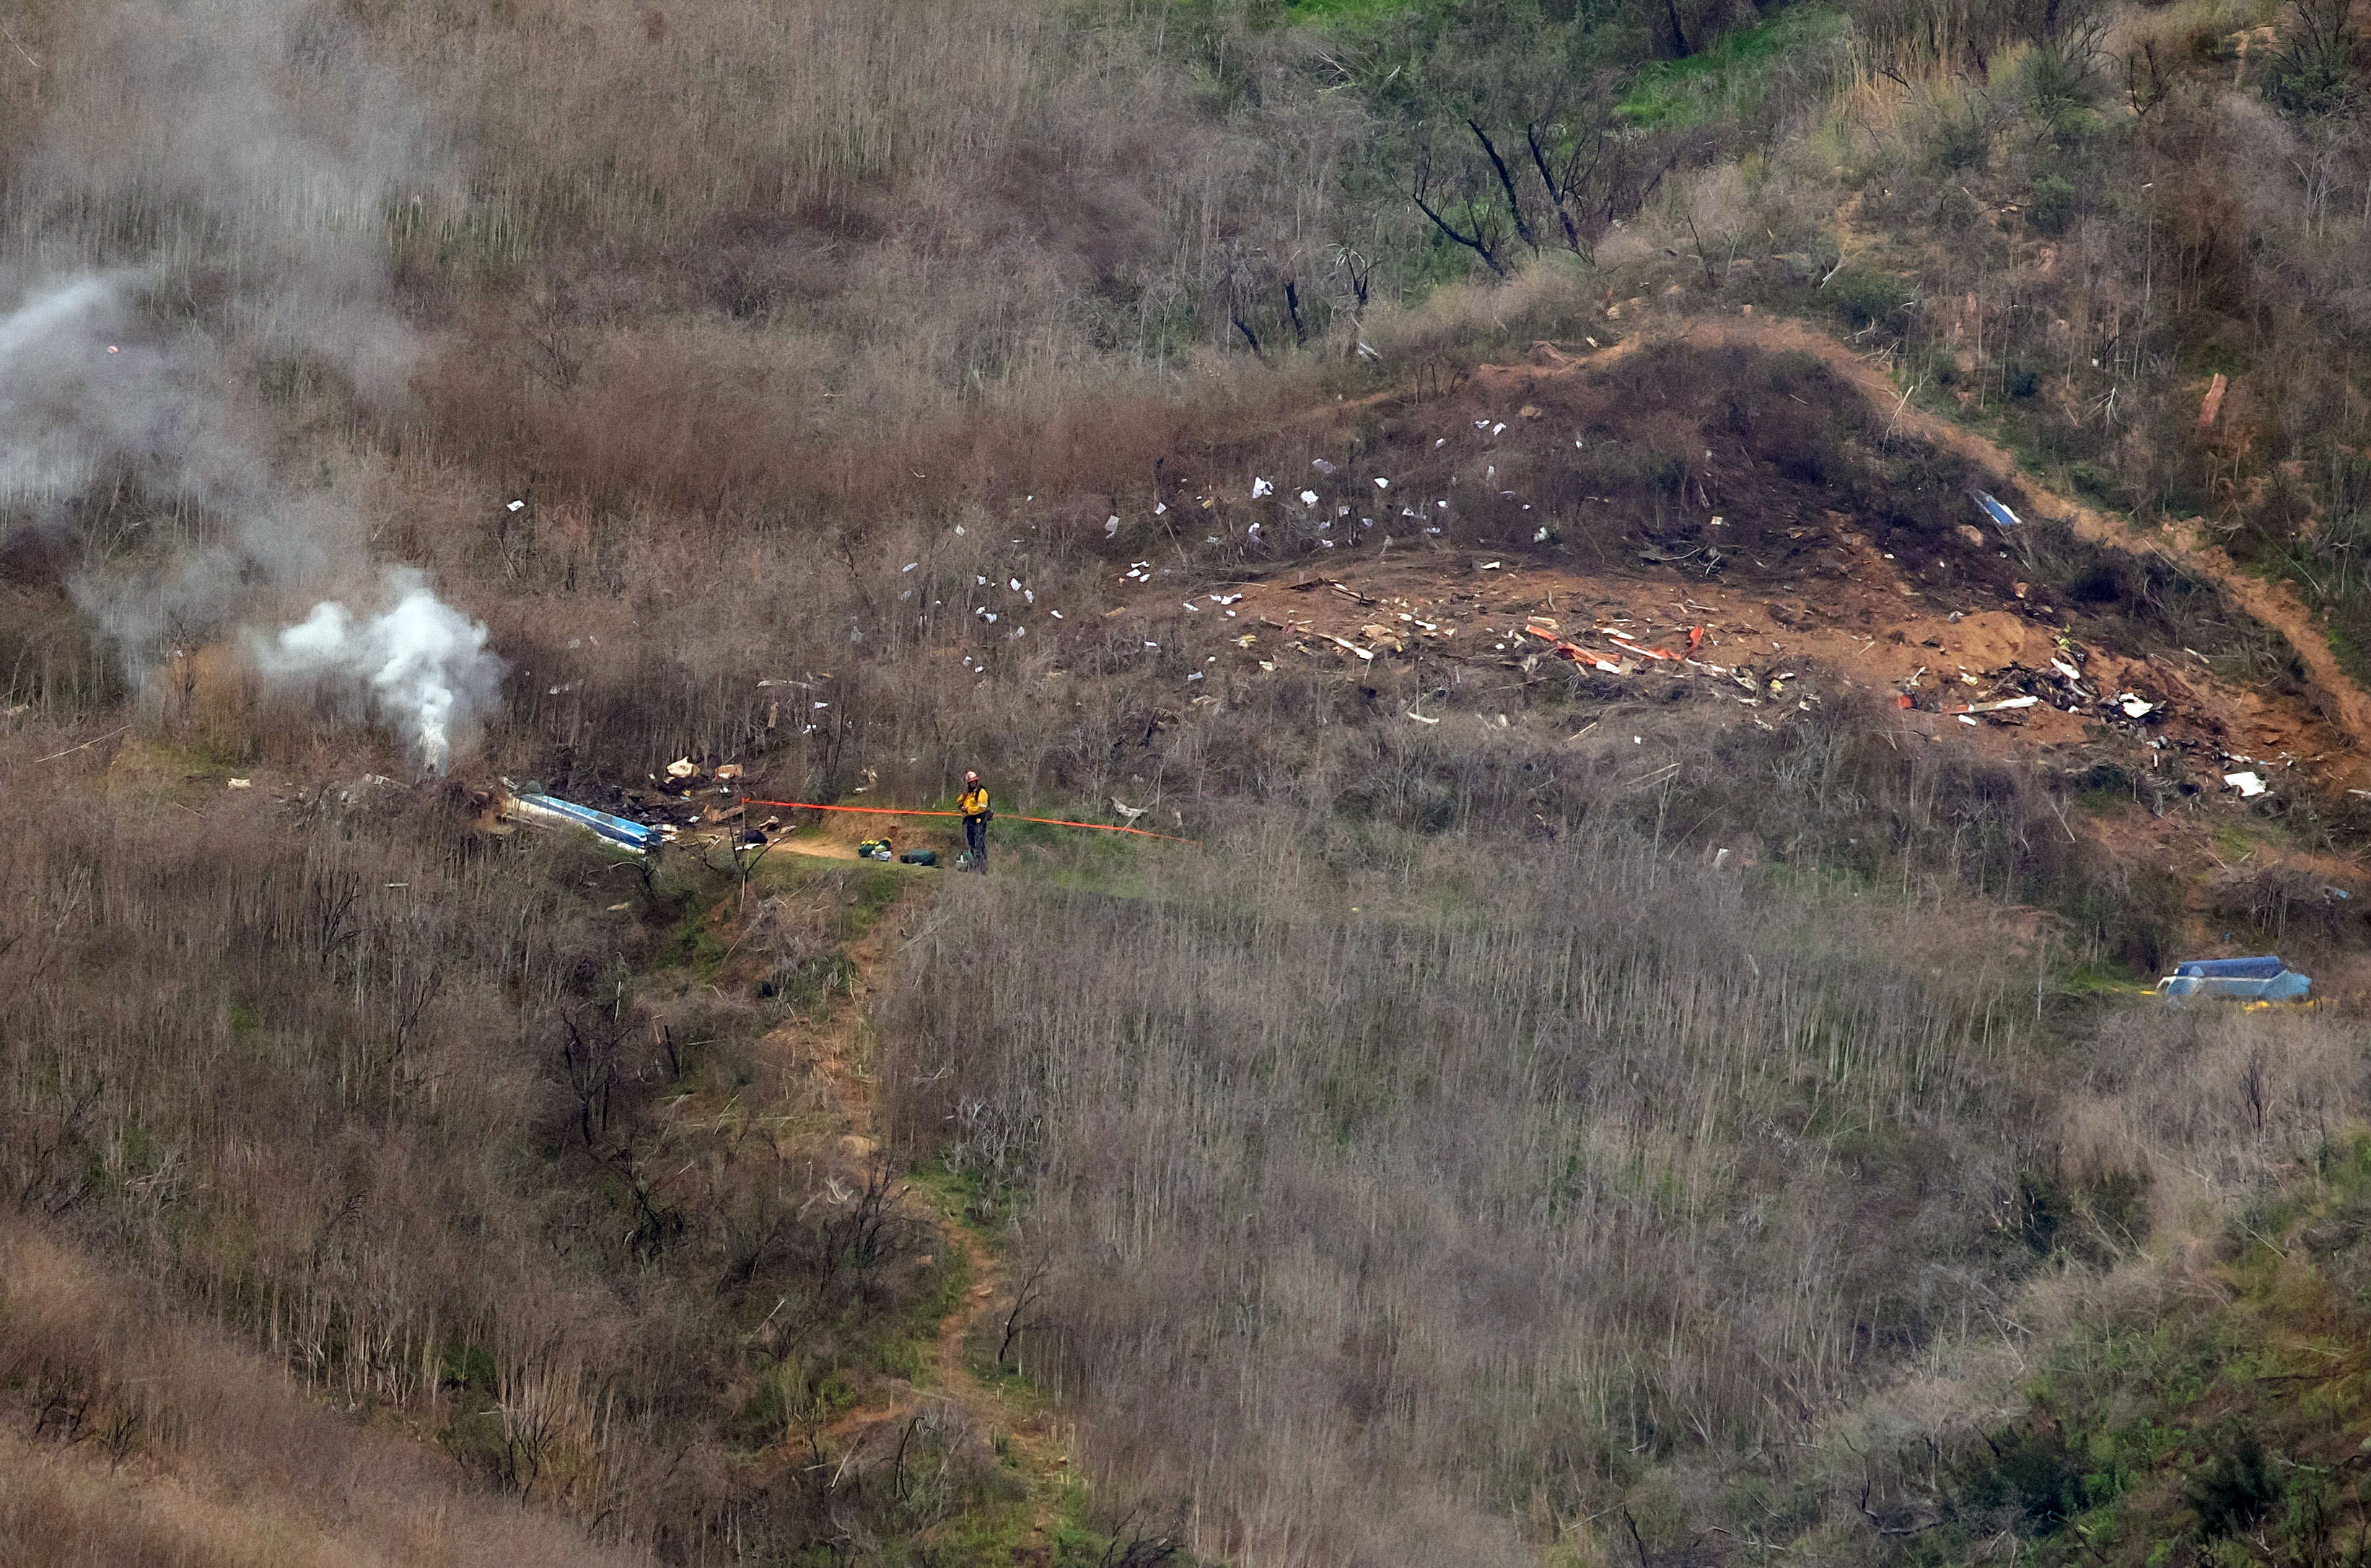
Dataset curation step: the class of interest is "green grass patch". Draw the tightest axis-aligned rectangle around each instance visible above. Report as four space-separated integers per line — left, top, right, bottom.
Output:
655 893 731 978
1616 6 1843 128
2049 953 2149 999
907 1160 1019 1232
2211 823 2257 859
2320 606 2371 693
1281 0 1443 26
1887 1134 2371 1562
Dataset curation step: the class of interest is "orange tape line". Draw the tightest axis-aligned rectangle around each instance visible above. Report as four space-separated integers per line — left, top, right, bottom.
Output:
742 798 1197 844
744 798 960 818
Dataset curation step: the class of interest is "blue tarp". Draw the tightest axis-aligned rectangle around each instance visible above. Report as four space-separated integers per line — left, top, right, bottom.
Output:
2174 956 2287 979
1973 491 2022 530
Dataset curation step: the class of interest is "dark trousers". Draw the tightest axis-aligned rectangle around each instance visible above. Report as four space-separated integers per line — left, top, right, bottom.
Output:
965 815 987 870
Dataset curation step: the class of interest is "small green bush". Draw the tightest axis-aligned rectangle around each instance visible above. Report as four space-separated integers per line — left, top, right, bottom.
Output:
1932 110 1991 171
1828 266 1913 331
2188 1429 2283 1539
2028 173 2079 235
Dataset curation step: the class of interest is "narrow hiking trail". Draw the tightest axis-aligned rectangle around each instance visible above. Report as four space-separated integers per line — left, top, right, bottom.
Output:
1498 315 2371 763
753 874 1066 1516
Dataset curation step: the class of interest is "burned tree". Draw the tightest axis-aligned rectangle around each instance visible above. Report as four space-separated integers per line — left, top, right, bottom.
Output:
1411 139 1515 277
1413 100 1699 272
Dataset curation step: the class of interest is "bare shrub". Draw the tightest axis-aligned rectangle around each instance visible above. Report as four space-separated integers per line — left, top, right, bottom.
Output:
882 784 2064 1562
0 1219 642 1568
2204 862 2357 947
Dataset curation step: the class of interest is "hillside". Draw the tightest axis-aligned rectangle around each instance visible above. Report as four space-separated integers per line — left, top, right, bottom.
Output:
5 0 2371 1564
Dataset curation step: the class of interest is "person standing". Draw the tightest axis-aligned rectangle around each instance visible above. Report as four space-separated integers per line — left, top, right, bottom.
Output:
958 771 992 872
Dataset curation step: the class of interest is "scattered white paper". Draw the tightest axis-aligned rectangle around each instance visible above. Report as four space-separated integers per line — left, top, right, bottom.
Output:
1252 477 1274 498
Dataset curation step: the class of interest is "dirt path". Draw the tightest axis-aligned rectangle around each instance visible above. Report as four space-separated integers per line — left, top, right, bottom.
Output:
755 877 1053 1480
1502 315 2371 763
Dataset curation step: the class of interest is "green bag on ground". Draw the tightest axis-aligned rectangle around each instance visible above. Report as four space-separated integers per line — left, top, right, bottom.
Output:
898 849 937 867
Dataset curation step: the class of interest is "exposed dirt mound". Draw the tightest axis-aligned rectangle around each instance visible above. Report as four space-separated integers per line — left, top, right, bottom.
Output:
1092 323 2361 813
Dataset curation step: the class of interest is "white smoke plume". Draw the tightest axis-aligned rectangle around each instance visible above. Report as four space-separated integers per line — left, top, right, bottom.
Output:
3 0 502 772
253 570 502 775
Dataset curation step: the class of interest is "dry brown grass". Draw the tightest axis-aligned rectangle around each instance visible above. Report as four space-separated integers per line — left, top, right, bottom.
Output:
0 1220 647 1568
873 710 2190 1561
6 0 2371 1555
0 717 977 1559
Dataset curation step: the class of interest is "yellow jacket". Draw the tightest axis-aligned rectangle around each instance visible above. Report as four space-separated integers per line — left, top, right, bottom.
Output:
959 784 991 820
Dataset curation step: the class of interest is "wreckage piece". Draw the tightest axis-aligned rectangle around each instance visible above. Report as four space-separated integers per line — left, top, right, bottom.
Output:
509 793 663 855
1973 491 2022 530
1942 695 2041 716
1526 622 1701 670
1523 623 1621 672
1307 629 1375 662
2155 955 2310 1004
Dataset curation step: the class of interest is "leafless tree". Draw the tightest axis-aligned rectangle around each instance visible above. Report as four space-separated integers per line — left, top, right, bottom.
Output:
1415 105 1693 271
999 1251 1054 1367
